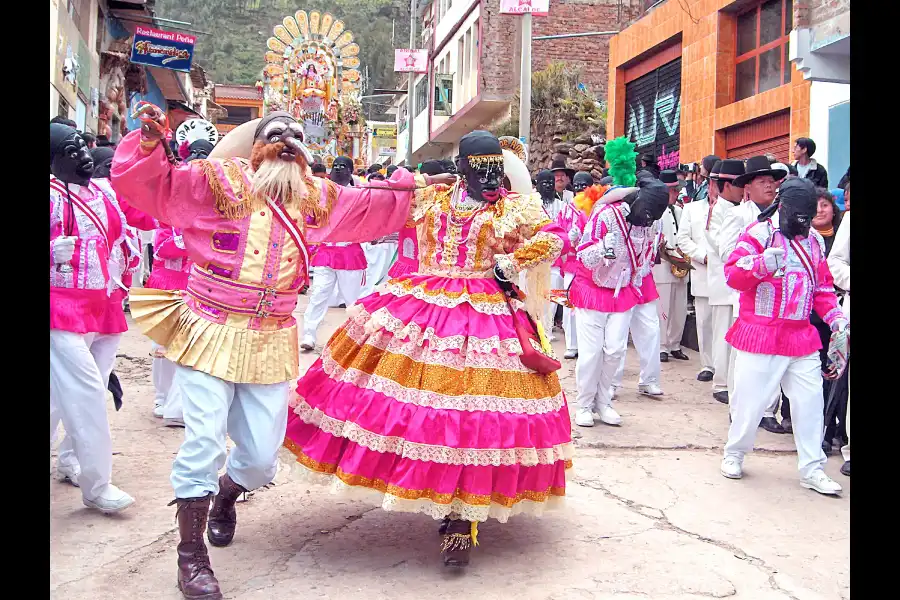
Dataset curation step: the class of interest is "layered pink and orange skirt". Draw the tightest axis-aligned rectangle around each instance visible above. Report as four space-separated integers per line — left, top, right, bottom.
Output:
284 274 573 523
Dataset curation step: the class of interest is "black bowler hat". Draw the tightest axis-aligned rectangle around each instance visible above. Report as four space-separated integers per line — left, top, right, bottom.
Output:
659 169 679 187
709 159 747 186
549 157 575 179
734 155 787 187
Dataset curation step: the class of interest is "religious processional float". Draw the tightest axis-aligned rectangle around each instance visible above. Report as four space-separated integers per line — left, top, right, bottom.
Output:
259 10 366 169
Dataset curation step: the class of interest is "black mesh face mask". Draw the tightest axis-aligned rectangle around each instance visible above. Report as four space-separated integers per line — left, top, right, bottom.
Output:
778 202 814 240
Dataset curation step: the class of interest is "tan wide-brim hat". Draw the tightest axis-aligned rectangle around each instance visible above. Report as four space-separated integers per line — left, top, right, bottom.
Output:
209 118 260 161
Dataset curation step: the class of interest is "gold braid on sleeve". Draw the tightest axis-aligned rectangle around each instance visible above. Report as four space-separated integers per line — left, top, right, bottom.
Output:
511 231 564 271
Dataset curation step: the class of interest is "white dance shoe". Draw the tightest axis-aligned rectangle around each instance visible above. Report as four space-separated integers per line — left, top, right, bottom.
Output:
83 484 135 514
594 404 622 426
57 463 81 488
638 383 664 397
801 469 842 495
574 408 595 427
720 456 743 479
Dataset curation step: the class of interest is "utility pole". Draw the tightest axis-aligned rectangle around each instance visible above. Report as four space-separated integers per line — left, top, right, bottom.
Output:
518 13 532 145
406 0 417 166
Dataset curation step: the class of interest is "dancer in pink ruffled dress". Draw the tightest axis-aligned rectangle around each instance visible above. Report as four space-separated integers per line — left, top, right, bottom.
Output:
283 131 573 568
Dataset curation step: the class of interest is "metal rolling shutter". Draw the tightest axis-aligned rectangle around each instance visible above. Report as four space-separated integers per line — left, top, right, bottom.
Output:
624 58 682 168
725 112 791 164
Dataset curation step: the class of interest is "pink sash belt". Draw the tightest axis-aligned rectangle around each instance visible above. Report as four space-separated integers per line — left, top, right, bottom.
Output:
185 266 300 319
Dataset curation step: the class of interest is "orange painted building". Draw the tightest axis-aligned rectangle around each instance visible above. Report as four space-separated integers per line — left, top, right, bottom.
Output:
212 84 264 137
607 0 811 166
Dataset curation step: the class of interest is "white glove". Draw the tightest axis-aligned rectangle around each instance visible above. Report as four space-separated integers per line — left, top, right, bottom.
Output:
761 247 785 274
53 236 76 264
173 235 185 250
825 328 849 380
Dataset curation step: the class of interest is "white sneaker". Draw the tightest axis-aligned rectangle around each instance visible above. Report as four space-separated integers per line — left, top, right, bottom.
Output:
300 335 315 351
638 383 664 397
164 417 185 428
83 484 135 514
801 469 842 495
574 408 595 427
57 463 81 488
564 349 578 359
595 404 622 426
609 386 618 401
720 456 743 479
152 404 164 418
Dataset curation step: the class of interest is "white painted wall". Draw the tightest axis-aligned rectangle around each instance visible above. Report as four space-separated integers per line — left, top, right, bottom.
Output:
431 5 481 133
434 0 479 50
808 81 850 179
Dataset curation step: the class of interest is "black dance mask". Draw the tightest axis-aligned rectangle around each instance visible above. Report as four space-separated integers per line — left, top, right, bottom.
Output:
459 131 504 203
536 169 556 202
330 156 354 186
51 124 93 186
573 172 594 193
625 175 669 227
775 178 817 240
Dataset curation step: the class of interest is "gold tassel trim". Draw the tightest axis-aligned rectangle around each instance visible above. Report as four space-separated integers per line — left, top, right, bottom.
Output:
467 154 504 169
441 533 472 553
195 159 262 221
297 176 334 225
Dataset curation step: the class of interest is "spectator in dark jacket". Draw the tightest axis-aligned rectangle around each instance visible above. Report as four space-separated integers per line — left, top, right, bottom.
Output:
838 165 850 190
792 137 829 188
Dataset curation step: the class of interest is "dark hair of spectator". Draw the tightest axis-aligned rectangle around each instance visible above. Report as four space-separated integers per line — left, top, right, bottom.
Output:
51 116 77 128
796 137 817 157
815 187 842 230
311 163 327 174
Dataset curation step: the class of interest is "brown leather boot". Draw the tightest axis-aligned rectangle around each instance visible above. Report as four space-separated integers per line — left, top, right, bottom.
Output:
440 519 473 567
207 474 246 547
172 496 223 600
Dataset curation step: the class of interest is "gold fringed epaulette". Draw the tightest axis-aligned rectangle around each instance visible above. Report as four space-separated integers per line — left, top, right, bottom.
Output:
300 176 335 227
195 159 262 221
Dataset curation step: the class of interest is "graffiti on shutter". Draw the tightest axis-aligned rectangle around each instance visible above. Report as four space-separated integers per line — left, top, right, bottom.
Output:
625 58 682 170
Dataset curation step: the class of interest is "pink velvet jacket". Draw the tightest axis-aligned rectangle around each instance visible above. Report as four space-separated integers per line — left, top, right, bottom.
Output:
724 220 847 356
147 226 192 291
309 242 367 271
569 202 662 313
110 130 418 335
50 176 129 334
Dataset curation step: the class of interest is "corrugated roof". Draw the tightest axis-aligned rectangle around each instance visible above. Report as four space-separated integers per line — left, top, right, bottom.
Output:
214 84 262 101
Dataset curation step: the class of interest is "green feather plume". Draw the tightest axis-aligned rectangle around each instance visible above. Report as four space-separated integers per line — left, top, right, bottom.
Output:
604 136 637 187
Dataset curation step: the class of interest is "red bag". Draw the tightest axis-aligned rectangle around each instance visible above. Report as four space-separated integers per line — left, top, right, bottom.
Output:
504 289 561 375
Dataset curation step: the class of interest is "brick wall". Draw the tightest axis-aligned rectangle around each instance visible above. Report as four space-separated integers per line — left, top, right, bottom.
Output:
479 1 521 102
809 0 850 27
531 0 643 100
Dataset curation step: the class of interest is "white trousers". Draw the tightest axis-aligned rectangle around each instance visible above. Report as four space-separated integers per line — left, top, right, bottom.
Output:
49 330 122 500
303 267 364 340
170 365 290 498
842 376 850 461
563 271 578 351
360 242 397 298
543 267 565 338
656 281 688 353
724 350 827 478
694 296 714 373
613 301 662 388
575 308 633 410
710 304 733 393
152 343 183 420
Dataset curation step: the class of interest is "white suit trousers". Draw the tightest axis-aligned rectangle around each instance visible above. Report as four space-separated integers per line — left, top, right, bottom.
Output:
613 301 662 388
574 308 632 411
710 305 733 393
543 267 565 338
152 343 183 420
170 365 290 498
49 330 122 500
360 242 397 298
842 374 850 461
656 281 688 353
724 350 827 478
563 271 578 351
303 267 364 339
694 296 714 373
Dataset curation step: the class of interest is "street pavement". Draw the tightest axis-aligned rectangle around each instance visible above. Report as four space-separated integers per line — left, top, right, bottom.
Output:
51 296 850 600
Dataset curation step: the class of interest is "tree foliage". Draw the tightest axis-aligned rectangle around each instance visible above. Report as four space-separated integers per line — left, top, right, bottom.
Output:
155 0 410 119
